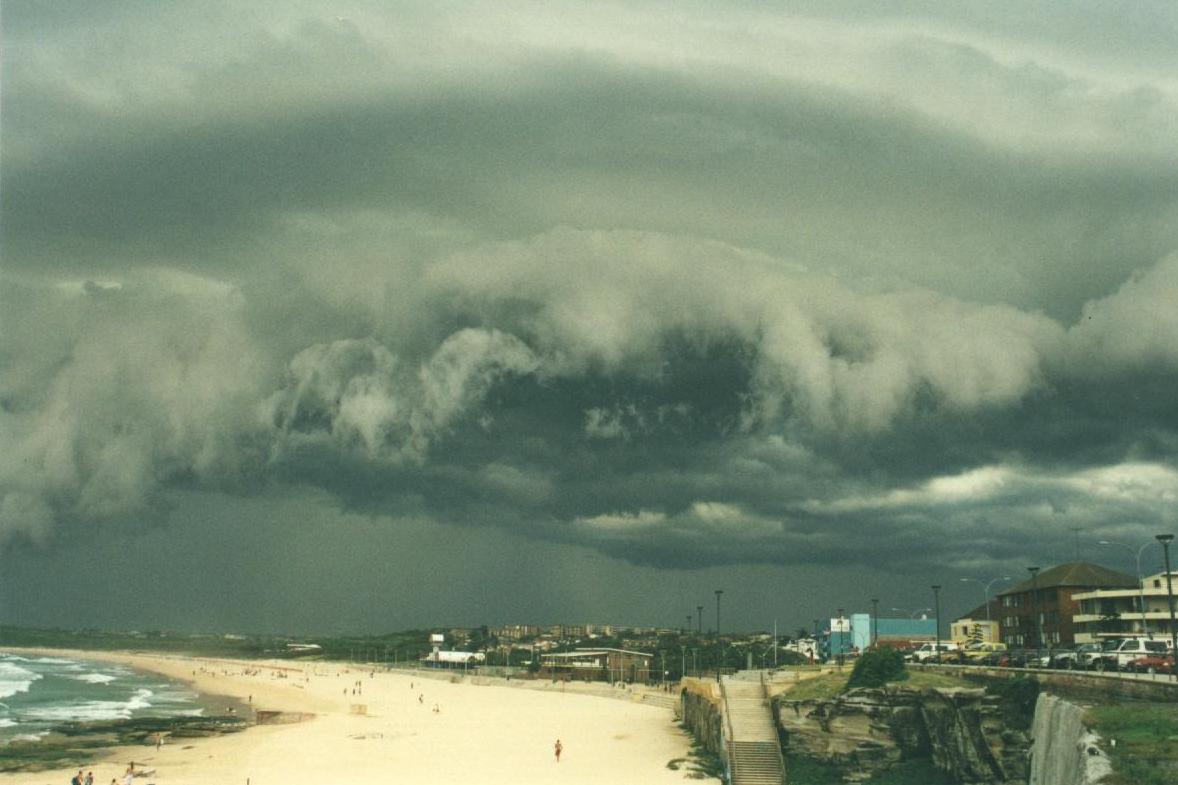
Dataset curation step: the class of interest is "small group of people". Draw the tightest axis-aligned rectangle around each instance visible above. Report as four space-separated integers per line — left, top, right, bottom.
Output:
70 759 139 782
70 763 136 785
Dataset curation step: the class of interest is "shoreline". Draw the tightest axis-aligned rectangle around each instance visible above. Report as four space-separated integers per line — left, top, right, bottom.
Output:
0 648 702 785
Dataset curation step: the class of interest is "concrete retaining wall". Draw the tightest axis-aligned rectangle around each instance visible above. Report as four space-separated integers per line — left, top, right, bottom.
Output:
912 664 1178 703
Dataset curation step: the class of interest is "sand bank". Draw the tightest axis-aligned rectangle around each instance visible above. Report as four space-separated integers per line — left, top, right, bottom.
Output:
0 649 704 785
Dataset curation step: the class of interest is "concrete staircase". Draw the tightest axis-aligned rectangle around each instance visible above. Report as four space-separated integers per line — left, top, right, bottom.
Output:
722 675 785 785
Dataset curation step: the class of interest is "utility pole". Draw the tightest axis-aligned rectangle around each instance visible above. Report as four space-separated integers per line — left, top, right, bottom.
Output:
871 598 879 649
1156 535 1176 681
697 605 704 635
932 586 942 660
714 589 724 682
1027 567 1041 652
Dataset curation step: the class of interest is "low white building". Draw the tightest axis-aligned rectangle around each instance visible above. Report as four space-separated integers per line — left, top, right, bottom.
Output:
421 649 486 666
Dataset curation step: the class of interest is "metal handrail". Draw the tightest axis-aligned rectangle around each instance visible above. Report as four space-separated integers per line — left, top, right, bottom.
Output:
760 670 787 782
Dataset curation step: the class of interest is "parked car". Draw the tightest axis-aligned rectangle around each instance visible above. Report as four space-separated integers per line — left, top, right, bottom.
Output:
1046 649 1079 669
962 642 1007 663
1069 643 1103 670
1128 655 1175 675
910 642 960 662
1025 649 1054 668
997 649 1031 668
1095 638 1171 671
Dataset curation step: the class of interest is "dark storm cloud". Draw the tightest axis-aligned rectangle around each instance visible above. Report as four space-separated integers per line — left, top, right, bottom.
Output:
3 0 1178 607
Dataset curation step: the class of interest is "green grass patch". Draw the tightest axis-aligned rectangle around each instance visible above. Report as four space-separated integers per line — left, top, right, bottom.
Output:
785 756 954 785
781 672 848 701
902 670 974 691
1087 702 1178 785
782 756 844 784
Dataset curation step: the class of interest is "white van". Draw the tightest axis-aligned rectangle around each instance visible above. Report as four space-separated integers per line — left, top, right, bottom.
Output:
910 642 960 662
1096 637 1170 670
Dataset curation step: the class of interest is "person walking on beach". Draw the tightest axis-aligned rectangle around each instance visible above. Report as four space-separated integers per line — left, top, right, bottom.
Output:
554 739 563 763
84 772 94 785
71 770 83 785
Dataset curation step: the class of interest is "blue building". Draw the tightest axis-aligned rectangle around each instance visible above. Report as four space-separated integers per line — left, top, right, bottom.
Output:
822 614 937 659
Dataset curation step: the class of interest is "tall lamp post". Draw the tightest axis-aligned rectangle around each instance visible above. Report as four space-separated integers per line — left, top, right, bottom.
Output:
1099 540 1154 636
932 586 942 660
959 576 1011 624
813 619 820 663
1156 535 1177 678
714 589 723 682
687 615 693 636
1027 567 1041 652
871 598 880 649
697 605 704 635
836 607 845 664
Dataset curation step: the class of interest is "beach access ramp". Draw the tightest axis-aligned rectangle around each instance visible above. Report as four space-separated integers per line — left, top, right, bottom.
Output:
721 673 785 785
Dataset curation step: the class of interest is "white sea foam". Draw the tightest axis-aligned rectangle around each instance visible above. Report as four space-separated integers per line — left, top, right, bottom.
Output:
25 689 155 722
0 662 41 699
0 718 16 727
72 673 117 685
10 731 49 742
31 657 76 665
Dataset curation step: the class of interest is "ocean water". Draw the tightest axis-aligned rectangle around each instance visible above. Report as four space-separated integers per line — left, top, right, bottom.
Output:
0 653 203 744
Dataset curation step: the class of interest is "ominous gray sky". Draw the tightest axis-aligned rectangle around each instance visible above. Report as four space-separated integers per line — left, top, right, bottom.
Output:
3 1 1178 635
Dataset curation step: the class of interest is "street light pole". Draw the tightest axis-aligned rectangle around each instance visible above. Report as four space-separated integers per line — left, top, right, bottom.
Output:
1100 540 1154 636
932 586 942 660
697 605 704 635
714 589 723 682
836 607 845 664
959 576 1012 624
1027 566 1041 651
871 598 879 649
1156 535 1177 679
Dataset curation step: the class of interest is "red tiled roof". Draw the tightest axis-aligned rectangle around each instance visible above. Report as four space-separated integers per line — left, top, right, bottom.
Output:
996 561 1136 595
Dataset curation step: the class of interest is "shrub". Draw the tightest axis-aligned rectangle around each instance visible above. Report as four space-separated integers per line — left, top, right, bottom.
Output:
845 648 908 690
984 676 1038 730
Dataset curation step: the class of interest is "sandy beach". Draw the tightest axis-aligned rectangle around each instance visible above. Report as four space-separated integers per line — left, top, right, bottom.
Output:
0 649 703 785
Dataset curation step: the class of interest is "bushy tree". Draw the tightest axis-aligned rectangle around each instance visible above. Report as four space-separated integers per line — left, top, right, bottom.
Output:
845 648 908 690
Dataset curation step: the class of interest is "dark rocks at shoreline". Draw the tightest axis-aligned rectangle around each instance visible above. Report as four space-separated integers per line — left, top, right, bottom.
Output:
0 715 250 773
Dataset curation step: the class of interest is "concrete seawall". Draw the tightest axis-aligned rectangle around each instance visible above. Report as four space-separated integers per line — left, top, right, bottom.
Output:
911 663 1178 703
679 678 725 758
